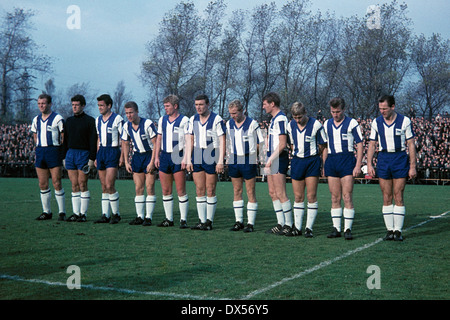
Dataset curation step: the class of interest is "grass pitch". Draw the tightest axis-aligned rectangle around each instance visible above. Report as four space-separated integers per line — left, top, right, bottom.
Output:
0 177 449 301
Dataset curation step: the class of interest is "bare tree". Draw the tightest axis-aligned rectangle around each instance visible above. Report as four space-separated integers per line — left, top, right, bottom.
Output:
407 33 450 120
0 8 52 122
112 80 133 117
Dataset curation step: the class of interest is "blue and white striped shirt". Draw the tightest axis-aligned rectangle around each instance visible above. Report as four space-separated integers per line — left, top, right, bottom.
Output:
186 112 225 149
369 113 414 152
31 112 64 147
96 113 124 147
288 117 327 158
323 116 363 155
157 114 189 153
267 111 288 157
226 116 263 157
121 118 157 153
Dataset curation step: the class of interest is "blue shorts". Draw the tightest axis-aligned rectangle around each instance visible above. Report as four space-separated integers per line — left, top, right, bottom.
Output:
65 149 90 171
290 155 321 180
228 163 258 180
97 146 121 170
265 151 289 175
35 146 63 169
159 151 183 174
131 151 153 173
192 147 218 175
376 151 409 179
324 153 356 178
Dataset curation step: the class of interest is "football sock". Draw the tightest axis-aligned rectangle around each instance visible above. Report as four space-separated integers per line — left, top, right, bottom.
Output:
293 202 305 230
71 192 81 215
135 195 145 219
109 192 119 216
306 202 319 230
207 196 217 222
382 204 394 231
281 200 292 227
102 193 111 217
344 207 355 231
54 188 65 214
163 194 174 221
196 196 207 223
80 191 90 215
40 188 51 213
247 202 258 226
233 200 245 223
178 194 189 222
331 207 342 232
393 205 405 232
146 195 156 219
273 200 284 226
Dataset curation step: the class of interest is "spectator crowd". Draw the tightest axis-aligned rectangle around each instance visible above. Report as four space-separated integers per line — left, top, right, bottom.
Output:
1 114 449 181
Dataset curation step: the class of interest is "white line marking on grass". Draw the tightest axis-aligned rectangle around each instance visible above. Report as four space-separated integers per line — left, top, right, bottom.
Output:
241 210 450 300
0 274 225 300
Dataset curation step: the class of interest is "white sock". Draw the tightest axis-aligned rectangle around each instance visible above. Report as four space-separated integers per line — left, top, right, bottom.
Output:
163 194 174 221
71 192 81 215
331 207 342 232
102 193 111 217
80 191 90 215
146 195 156 219
196 196 207 223
383 205 394 231
233 200 245 223
281 200 292 227
344 207 355 231
393 205 405 232
178 194 189 221
135 195 145 219
40 188 51 213
109 192 120 215
207 196 217 222
273 200 284 226
54 188 65 214
247 202 257 225
306 202 318 230
293 202 305 230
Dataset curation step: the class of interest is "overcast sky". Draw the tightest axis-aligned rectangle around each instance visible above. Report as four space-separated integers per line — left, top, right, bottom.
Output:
1 0 449 110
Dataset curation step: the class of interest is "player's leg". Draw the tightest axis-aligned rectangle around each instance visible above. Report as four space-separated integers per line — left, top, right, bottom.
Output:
270 172 292 234
244 176 257 232
204 172 218 230
327 176 343 236
305 176 319 235
392 178 407 240
36 167 52 220
158 171 175 226
96 169 111 222
77 169 90 221
230 176 244 230
290 178 305 234
173 170 189 228
50 166 65 220
145 171 157 225
106 167 120 223
340 175 355 239
130 172 146 225
192 171 207 228
67 169 81 221
379 178 395 240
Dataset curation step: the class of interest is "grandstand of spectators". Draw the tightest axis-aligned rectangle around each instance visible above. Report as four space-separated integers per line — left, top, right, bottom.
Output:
1 115 449 183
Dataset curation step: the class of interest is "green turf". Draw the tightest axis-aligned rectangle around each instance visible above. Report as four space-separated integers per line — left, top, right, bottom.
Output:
0 177 449 300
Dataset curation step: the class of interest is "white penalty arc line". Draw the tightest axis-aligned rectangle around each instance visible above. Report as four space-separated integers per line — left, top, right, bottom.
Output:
241 210 449 300
1 211 448 300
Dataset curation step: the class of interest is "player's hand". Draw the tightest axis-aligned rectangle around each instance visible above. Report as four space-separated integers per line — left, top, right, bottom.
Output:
125 162 132 173
409 167 417 180
88 159 95 169
216 163 224 174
